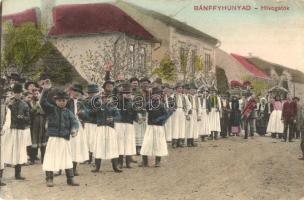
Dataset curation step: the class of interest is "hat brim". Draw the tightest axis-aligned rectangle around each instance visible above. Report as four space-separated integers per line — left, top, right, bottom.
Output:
71 88 84 95
53 96 69 100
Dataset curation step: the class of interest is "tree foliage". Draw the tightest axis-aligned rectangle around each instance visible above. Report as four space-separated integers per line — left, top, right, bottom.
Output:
152 56 177 81
242 75 269 97
2 22 52 77
216 66 229 94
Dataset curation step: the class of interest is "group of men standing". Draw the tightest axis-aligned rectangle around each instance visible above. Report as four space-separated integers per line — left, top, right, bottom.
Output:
1 71 304 188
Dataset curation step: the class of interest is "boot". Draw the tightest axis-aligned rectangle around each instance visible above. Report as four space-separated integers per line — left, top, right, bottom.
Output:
45 171 54 187
271 133 276 138
40 146 46 164
279 133 283 139
214 132 218 140
30 147 37 165
201 136 205 142
126 156 132 168
191 139 198 147
136 146 141 155
0 170 6 186
73 162 79 176
111 158 122 173
155 156 161 167
26 146 31 161
177 139 184 148
88 152 93 164
65 169 79 186
187 139 192 147
91 159 101 173
139 156 148 167
172 139 177 148
15 165 25 180
118 155 124 169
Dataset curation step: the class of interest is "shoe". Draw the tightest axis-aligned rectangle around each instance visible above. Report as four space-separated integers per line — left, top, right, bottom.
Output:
139 156 148 167
126 156 132 168
67 178 79 186
112 159 123 173
155 157 161 167
15 175 26 180
46 178 54 187
91 159 101 173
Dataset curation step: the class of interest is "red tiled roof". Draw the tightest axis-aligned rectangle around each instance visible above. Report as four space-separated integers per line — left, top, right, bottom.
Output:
231 53 270 79
3 8 38 26
49 3 155 41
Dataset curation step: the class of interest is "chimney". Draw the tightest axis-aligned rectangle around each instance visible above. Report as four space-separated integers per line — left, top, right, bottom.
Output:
41 0 56 31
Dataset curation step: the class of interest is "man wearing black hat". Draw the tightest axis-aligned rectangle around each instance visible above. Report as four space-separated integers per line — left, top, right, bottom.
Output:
220 94 231 138
242 92 257 139
293 97 301 139
67 84 89 176
3 83 31 180
115 83 137 168
171 83 192 148
186 83 201 146
78 84 100 164
163 84 175 143
8 73 21 88
24 81 39 94
207 87 222 140
29 88 47 164
140 87 169 167
103 80 115 97
40 81 80 187
198 88 211 140
282 96 297 142
87 92 122 173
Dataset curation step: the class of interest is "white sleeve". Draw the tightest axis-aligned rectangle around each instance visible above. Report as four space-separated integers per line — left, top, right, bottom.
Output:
184 95 192 113
218 96 222 111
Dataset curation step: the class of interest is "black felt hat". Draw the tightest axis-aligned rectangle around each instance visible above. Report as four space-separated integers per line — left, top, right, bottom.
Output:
70 84 84 95
12 83 23 93
53 90 69 100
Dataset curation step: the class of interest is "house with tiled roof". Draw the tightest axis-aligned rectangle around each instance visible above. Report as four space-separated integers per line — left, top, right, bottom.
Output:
114 0 220 81
46 3 158 84
2 0 221 84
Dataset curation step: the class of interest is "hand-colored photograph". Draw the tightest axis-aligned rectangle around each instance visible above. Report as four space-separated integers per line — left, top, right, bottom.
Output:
0 0 303 199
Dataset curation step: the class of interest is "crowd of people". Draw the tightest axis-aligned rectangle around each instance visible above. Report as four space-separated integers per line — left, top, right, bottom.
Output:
0 71 304 188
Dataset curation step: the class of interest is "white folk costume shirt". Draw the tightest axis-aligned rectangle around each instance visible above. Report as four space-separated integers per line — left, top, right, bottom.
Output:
164 94 173 142
199 95 211 136
171 93 192 139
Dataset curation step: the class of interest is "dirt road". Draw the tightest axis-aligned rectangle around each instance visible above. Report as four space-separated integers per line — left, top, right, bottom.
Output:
1 136 304 200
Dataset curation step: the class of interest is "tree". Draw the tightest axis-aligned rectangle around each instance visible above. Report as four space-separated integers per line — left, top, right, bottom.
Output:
216 66 229 94
152 56 177 81
2 22 52 78
242 75 269 97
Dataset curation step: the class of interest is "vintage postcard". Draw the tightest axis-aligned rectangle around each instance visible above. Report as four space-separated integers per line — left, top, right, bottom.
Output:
0 0 303 199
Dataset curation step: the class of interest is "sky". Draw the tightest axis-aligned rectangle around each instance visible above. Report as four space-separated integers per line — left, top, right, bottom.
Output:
2 0 304 72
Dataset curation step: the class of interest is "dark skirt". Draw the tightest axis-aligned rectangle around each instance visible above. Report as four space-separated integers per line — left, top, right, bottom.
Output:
31 114 47 148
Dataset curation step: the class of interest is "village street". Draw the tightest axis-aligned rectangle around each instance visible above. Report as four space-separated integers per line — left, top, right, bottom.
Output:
1 136 304 200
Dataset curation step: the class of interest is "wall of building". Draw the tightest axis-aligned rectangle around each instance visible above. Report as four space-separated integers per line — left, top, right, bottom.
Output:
114 1 171 65
169 29 216 81
51 33 153 85
215 48 252 82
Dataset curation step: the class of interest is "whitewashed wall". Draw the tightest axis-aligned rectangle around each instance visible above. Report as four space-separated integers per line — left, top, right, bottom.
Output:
169 28 216 81
51 33 152 85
